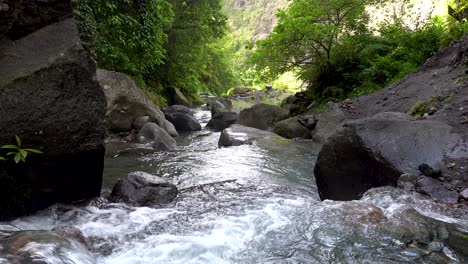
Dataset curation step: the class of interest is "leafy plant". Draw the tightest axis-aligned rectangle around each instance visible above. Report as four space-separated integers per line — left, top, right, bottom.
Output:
0 136 43 164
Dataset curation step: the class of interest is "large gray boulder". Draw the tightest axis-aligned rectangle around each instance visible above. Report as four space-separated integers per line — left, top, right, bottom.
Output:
237 103 289 131
110 171 178 206
0 18 106 220
136 122 177 150
97 69 169 133
0 0 72 39
206 112 238 131
314 112 465 201
310 102 347 144
219 124 287 147
273 117 311 139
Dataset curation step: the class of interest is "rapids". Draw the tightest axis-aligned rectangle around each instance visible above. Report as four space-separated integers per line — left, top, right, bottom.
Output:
1 110 467 263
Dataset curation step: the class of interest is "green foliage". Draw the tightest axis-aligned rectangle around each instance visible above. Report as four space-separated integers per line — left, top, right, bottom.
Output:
250 0 468 102
408 100 428 117
0 136 43 164
149 0 235 99
448 0 468 21
74 0 235 103
74 0 173 75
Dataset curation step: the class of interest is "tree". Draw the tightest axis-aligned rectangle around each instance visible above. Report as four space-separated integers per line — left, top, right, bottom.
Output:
149 0 233 98
74 0 173 75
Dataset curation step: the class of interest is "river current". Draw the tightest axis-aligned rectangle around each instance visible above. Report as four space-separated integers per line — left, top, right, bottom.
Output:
1 110 467 263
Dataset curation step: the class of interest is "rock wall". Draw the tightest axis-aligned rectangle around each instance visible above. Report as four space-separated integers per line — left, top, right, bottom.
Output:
0 0 106 220
313 35 468 203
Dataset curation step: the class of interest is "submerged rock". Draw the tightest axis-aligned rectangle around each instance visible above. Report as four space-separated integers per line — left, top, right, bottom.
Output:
136 122 177 150
0 230 95 264
237 103 289 131
206 112 238 131
110 171 178 206
219 124 287 147
314 112 464 201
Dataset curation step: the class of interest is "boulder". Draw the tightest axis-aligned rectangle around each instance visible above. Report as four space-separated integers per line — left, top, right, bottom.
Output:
273 117 311 139
219 124 287 147
136 122 177 150
206 112 238 131
237 103 289 131
0 18 106 220
164 104 194 117
210 101 229 115
165 112 201 132
161 119 179 137
97 69 168 133
0 230 95 264
133 116 151 131
0 0 72 40
110 171 178 206
280 92 310 115
314 112 464 201
397 173 420 191
206 97 233 115
310 102 347 144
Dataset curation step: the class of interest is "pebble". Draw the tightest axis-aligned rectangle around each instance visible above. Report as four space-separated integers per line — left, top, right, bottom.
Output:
460 188 468 200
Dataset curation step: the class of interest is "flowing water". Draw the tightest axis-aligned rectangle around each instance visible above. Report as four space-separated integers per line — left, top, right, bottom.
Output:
1 110 468 264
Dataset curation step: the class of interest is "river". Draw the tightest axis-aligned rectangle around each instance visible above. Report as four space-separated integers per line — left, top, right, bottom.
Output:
1 110 467 263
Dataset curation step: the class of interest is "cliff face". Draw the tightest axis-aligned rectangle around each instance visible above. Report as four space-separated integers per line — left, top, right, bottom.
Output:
223 0 288 43
0 0 106 220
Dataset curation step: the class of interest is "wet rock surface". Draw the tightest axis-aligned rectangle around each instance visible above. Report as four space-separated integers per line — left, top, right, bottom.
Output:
314 112 465 201
110 171 178 206
136 122 177 150
219 124 288 147
331 35 468 200
206 112 238 131
273 116 311 139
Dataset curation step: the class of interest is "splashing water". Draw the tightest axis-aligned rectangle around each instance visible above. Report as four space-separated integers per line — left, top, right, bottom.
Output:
1 110 467 264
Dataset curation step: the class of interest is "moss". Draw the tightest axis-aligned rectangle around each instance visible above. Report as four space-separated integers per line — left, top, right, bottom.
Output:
408 100 429 117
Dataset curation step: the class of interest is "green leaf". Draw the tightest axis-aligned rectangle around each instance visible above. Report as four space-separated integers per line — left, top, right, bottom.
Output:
14 153 21 164
0 156 5 161
15 135 21 147
1 145 18 149
25 148 43 154
6 152 16 156
19 149 28 159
